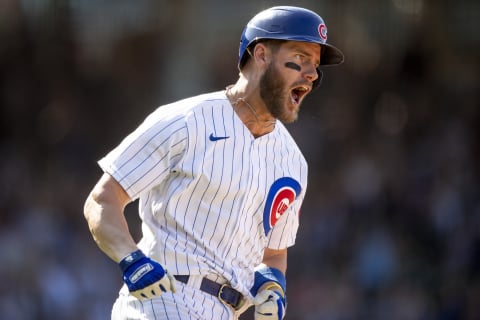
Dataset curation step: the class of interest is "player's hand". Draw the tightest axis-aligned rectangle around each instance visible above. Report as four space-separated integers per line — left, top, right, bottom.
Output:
119 250 177 300
253 289 286 320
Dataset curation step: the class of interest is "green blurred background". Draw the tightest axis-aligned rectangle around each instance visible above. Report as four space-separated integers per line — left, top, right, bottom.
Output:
0 0 479 319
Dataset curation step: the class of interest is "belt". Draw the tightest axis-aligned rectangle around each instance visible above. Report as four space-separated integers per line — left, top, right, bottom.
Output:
174 275 244 310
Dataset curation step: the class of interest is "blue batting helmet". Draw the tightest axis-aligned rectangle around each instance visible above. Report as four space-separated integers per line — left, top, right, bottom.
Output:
239 6 344 69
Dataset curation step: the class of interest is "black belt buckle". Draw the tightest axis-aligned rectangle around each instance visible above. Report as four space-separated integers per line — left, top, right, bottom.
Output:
217 284 243 310
217 284 231 308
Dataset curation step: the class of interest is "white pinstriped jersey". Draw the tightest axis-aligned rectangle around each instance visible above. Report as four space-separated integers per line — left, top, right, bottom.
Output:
99 90 308 300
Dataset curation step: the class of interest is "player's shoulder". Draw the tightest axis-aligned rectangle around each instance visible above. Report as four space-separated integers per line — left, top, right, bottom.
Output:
159 91 226 114
192 90 227 104
275 122 307 161
176 90 227 109
275 122 300 146
146 91 226 121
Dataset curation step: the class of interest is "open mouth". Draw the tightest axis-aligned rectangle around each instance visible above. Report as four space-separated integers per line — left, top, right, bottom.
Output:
290 85 310 106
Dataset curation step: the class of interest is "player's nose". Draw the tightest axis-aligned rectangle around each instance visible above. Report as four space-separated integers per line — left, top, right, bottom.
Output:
303 64 319 83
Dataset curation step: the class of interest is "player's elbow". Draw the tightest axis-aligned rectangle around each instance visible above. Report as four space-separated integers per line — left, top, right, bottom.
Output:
83 173 131 226
83 189 103 233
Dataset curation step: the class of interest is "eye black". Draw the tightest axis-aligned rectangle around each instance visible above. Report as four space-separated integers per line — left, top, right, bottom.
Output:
284 62 301 71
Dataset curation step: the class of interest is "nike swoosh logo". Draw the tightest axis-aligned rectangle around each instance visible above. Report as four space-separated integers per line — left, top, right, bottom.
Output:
209 133 230 141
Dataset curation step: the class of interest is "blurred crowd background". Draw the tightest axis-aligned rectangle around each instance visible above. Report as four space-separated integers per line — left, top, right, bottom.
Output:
0 0 478 319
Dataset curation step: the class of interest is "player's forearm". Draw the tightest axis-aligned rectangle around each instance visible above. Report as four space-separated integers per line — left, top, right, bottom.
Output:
262 247 287 274
84 197 137 262
84 173 138 262
256 248 288 295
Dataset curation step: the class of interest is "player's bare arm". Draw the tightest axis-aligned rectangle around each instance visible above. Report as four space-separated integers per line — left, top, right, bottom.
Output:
262 248 287 274
84 172 137 262
84 173 177 300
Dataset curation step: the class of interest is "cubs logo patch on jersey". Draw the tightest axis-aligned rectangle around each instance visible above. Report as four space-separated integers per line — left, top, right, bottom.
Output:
263 177 302 235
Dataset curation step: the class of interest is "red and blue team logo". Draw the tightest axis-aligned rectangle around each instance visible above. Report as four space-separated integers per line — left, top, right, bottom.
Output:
318 23 327 41
263 177 302 235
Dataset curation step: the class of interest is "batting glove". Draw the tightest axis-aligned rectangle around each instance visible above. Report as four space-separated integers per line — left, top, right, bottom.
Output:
253 287 286 320
119 250 176 300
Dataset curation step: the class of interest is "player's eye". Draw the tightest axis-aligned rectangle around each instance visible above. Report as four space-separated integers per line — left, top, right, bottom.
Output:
294 54 304 61
295 53 319 69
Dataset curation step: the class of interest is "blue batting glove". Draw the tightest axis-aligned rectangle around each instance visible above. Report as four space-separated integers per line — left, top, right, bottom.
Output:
119 250 176 299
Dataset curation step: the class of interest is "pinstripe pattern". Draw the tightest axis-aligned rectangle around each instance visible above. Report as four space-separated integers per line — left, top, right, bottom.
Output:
111 284 232 319
99 91 308 319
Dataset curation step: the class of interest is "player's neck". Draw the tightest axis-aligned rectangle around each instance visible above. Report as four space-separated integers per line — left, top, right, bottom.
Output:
225 84 276 138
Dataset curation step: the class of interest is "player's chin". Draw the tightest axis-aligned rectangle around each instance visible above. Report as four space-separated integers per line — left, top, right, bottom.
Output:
276 92 302 123
282 115 299 124
280 106 299 123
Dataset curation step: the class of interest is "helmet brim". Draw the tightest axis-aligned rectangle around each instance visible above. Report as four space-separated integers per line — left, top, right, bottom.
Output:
321 43 344 66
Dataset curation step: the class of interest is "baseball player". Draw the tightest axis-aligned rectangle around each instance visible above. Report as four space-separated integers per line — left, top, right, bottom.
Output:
84 6 343 320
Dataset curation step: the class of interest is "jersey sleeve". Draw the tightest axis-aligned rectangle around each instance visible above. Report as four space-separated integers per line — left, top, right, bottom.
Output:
98 105 188 200
266 189 305 249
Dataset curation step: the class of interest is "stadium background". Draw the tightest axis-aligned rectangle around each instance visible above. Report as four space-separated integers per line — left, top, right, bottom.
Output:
0 0 478 319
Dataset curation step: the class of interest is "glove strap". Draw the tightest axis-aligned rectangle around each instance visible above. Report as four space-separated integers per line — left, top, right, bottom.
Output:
263 283 285 298
250 266 287 297
119 250 145 272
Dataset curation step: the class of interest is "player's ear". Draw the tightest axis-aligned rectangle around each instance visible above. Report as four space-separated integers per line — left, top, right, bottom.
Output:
252 42 271 67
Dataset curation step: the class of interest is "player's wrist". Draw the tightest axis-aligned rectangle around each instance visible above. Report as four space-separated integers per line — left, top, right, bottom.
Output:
119 249 146 272
119 250 169 294
250 266 287 298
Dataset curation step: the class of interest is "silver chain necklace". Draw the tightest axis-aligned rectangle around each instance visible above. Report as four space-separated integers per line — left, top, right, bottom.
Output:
225 86 276 128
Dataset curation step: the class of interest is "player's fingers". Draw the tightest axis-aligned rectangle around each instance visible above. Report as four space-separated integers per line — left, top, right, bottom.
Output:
165 272 177 293
155 273 176 293
131 280 168 300
130 288 148 300
253 289 274 305
254 290 282 320
256 299 277 314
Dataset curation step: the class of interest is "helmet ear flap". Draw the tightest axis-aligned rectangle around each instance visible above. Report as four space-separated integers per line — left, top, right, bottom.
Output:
312 68 323 91
239 40 258 70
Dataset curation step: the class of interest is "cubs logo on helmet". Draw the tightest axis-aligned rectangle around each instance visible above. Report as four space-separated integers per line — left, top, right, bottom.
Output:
318 23 327 41
263 177 302 235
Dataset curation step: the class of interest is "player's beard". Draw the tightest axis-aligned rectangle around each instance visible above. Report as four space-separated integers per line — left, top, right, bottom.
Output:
259 62 298 124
